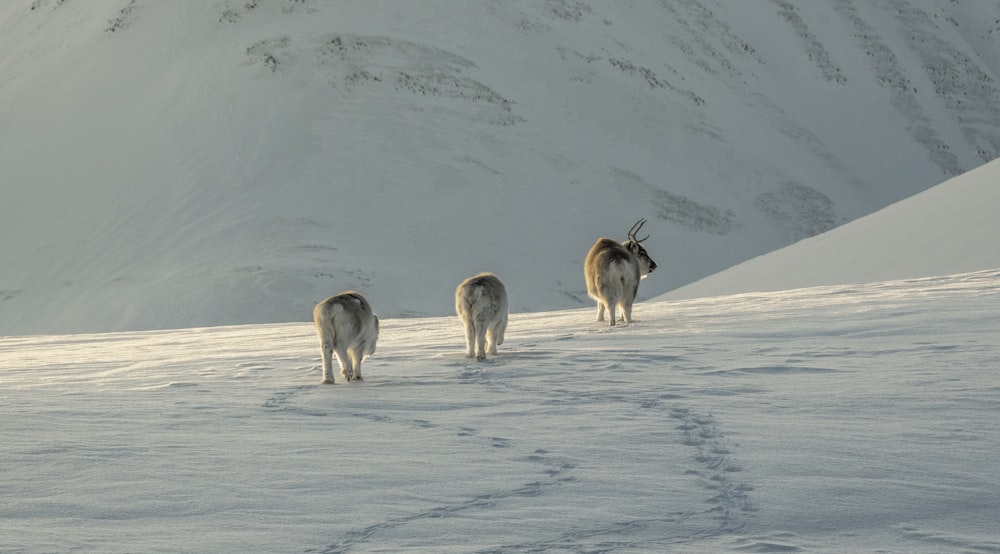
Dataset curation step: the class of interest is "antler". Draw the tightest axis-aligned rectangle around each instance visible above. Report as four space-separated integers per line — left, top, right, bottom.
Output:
627 218 649 243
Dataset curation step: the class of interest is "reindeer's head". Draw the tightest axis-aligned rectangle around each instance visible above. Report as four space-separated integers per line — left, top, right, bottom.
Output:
623 218 657 277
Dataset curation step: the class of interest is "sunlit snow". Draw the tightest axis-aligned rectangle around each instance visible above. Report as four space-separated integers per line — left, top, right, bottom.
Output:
2 2 1000 552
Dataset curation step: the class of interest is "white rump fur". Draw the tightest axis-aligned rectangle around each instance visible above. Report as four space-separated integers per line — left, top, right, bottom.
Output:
455 273 508 361
313 291 379 384
584 220 657 326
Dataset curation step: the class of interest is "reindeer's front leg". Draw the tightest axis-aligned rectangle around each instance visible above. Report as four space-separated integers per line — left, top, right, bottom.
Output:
604 297 617 327
621 301 633 325
349 351 363 381
475 324 488 362
486 330 499 356
335 346 353 381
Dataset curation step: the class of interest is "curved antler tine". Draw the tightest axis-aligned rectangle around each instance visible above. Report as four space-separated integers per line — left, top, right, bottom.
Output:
627 218 643 237
628 218 649 242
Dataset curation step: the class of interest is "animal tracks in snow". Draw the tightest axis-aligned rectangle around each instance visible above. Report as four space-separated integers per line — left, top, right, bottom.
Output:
298 391 750 549
261 384 326 416
308 419 578 554
670 407 754 530
257 327 756 550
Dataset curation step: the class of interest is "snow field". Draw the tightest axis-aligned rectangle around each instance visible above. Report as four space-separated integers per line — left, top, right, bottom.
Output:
2 269 999 552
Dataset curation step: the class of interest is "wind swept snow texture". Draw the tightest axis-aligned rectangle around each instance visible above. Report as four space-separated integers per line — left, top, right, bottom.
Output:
3 1 1000 334
2 270 999 552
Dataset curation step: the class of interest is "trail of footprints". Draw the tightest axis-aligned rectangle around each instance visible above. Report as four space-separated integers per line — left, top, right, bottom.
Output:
307 418 577 554
669 406 754 531
263 369 753 549
261 384 326 416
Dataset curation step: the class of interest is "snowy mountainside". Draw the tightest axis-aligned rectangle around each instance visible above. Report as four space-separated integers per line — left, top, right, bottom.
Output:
2 0 1000 334
662 155 1000 300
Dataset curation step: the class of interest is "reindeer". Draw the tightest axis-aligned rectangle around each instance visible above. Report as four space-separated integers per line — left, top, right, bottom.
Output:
313 291 379 384
584 218 657 326
455 273 508 361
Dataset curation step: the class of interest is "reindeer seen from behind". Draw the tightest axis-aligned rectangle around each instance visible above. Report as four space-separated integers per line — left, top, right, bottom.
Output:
455 273 508 361
313 291 379 384
584 218 657 326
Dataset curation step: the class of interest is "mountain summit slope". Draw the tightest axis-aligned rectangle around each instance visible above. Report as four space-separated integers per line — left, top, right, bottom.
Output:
662 157 1000 300
2 0 999 334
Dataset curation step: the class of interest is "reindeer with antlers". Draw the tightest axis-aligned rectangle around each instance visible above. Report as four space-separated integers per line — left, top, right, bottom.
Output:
584 218 658 326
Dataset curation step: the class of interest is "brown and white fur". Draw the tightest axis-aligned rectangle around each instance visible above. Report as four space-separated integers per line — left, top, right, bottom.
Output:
584 219 657 326
313 291 379 384
455 273 508 361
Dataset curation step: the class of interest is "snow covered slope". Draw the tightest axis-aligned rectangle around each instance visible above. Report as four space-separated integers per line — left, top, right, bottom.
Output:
2 269 998 552
2 1 1000 334
662 156 1000 300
